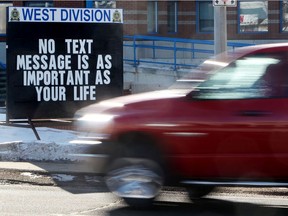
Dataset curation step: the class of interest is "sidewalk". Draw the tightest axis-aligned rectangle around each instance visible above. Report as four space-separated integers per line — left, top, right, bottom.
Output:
0 108 107 174
0 161 101 174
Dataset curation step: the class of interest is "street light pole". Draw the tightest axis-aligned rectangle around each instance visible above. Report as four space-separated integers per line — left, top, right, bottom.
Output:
214 6 227 55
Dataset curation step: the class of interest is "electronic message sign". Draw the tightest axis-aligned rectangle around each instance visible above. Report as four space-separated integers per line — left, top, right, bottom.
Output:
6 7 123 120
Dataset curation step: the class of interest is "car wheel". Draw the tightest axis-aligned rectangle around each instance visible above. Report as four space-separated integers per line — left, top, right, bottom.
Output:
105 157 164 208
105 134 165 208
187 186 214 200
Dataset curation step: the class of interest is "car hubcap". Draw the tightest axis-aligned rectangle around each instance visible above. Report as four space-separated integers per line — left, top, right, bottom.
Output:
105 158 164 199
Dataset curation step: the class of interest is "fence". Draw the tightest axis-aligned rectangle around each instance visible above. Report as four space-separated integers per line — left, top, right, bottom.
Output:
123 35 254 71
0 36 254 106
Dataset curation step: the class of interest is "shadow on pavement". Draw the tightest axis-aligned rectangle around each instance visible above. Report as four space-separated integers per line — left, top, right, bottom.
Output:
108 198 288 216
28 161 110 194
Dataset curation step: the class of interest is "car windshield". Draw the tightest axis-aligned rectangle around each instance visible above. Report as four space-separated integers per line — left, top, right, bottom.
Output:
170 50 246 89
171 49 284 100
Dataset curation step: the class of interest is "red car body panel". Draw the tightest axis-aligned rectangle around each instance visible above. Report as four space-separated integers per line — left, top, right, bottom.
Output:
108 96 288 180
76 43 288 183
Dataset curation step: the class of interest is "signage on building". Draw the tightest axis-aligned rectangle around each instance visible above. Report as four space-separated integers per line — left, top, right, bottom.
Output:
0 4 12 34
240 14 258 25
95 0 116 8
213 0 237 7
6 7 123 120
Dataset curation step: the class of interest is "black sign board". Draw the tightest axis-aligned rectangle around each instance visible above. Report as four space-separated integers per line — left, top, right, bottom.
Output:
6 7 123 120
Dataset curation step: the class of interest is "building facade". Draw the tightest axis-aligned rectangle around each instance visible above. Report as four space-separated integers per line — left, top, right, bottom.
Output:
0 1 288 102
0 1 288 42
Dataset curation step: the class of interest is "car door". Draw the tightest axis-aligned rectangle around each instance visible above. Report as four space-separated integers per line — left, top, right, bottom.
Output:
166 49 288 180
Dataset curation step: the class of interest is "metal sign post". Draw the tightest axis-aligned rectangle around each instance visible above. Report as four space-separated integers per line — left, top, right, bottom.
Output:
214 6 227 55
213 0 237 7
213 0 237 55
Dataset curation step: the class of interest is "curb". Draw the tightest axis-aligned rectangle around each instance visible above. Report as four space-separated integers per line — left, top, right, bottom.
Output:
0 141 107 174
0 141 91 162
0 161 101 174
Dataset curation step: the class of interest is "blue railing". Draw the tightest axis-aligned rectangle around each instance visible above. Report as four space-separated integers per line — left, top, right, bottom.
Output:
123 35 254 71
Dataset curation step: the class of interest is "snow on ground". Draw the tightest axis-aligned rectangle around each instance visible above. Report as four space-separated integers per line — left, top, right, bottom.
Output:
0 113 89 162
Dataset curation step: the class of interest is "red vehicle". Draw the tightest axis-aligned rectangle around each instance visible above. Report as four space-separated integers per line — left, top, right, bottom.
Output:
75 43 288 207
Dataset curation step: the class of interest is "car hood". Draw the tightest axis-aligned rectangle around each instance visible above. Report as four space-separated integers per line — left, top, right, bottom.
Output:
75 88 191 117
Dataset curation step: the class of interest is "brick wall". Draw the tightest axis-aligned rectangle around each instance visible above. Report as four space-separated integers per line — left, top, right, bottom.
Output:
54 0 85 8
12 0 85 8
8 1 288 41
118 1 147 36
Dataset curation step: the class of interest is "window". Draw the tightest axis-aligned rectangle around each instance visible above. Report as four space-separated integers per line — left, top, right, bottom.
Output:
24 1 53 7
197 1 214 33
148 1 158 33
194 53 288 100
0 3 12 35
282 0 288 32
239 0 268 33
94 1 116 8
167 1 177 33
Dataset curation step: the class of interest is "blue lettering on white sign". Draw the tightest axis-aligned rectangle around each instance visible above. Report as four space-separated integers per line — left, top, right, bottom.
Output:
21 8 56 21
60 9 111 22
9 7 121 23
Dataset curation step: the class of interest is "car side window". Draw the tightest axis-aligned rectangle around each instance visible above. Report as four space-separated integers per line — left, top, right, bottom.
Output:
193 52 288 100
260 59 288 98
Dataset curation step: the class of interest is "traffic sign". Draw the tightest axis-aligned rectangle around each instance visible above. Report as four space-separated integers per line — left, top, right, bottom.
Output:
7 7 124 120
213 0 237 7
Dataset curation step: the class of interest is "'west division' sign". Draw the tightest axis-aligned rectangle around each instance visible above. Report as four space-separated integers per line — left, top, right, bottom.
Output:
7 7 123 119
9 7 122 23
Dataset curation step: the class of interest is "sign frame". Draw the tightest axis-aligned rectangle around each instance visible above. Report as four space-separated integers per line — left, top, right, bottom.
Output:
213 0 237 7
6 7 124 120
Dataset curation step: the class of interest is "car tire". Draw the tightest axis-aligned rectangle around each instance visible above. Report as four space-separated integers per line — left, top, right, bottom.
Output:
123 197 154 209
105 134 165 208
187 186 214 200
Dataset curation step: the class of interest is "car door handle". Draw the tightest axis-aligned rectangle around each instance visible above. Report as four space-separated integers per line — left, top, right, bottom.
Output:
238 110 272 117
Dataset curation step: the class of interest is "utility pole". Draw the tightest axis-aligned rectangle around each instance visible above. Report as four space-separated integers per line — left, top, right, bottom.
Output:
214 6 227 55
213 0 237 55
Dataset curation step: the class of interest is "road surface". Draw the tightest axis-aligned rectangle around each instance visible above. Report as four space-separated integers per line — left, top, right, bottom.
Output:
1 169 288 215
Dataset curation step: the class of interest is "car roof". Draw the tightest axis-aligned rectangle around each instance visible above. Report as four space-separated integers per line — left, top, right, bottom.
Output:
209 43 288 64
235 42 288 54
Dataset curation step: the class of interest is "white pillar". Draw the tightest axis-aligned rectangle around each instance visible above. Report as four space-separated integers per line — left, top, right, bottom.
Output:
214 6 227 55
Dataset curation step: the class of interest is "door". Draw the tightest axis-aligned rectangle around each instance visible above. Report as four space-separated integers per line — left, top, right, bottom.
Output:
167 49 288 180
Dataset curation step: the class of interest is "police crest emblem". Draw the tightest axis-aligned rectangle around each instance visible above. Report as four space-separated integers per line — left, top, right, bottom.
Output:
10 8 20 21
112 10 121 23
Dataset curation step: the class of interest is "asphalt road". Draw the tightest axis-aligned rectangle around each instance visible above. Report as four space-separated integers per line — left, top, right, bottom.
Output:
1 169 288 215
